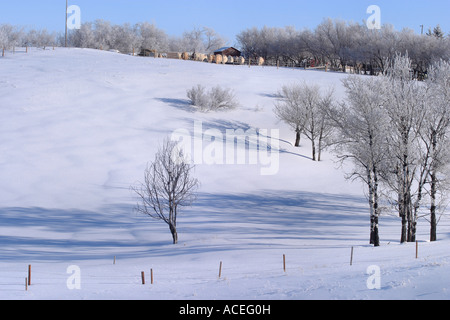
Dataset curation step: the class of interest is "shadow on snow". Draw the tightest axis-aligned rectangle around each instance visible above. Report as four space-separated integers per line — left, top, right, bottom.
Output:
0 191 371 261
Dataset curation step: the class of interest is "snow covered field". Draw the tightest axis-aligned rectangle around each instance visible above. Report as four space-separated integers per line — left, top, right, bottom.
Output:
0 48 450 300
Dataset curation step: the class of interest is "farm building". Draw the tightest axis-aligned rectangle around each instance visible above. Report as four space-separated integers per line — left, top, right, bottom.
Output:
213 47 241 57
139 49 157 57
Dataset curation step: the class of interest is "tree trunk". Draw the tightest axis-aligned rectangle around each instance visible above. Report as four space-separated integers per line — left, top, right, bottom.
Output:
372 167 380 247
169 222 178 244
400 213 407 244
406 190 415 243
318 127 324 162
295 127 301 147
311 139 316 161
430 131 438 242
368 167 380 247
370 215 380 247
430 169 437 242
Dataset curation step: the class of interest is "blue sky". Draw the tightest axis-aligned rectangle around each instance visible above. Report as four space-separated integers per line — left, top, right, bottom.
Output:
1 0 449 45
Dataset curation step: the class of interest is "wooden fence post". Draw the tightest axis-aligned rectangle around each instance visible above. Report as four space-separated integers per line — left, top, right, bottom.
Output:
218 261 223 278
350 247 354 266
416 241 419 259
151 269 154 284
28 265 31 286
141 271 145 285
283 254 286 272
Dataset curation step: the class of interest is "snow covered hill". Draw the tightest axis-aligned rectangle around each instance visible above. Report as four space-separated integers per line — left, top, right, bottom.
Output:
0 48 449 300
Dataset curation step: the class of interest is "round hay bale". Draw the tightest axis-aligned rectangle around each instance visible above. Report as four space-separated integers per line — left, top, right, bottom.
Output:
215 54 222 64
222 55 228 64
257 57 264 66
227 56 234 64
238 56 245 65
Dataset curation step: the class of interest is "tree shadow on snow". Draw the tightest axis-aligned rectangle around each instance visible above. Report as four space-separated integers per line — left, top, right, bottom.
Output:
0 191 373 261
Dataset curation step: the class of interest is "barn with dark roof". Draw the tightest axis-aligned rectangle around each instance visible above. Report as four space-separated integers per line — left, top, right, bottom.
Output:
213 47 241 57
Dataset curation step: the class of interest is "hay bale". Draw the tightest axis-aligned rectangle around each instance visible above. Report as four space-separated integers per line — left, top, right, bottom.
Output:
222 55 228 64
238 56 245 65
215 54 222 64
208 54 214 63
182 52 190 60
194 53 206 61
227 56 234 64
257 57 264 66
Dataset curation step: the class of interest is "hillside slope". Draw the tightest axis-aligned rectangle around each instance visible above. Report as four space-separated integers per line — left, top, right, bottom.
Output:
0 48 449 300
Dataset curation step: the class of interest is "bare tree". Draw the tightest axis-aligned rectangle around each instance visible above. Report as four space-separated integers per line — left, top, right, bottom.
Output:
131 138 199 244
274 84 309 147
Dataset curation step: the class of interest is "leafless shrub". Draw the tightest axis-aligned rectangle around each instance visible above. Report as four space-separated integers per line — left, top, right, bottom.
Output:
187 85 238 112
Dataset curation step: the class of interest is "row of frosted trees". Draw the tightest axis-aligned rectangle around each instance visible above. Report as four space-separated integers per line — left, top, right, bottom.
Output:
275 55 450 246
0 21 226 56
67 22 227 55
237 19 450 76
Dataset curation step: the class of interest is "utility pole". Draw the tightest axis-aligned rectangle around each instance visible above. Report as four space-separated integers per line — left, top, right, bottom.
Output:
65 0 68 47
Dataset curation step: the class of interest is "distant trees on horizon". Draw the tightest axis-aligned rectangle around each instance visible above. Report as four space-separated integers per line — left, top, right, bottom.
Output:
0 20 227 55
237 19 450 76
1 18 449 76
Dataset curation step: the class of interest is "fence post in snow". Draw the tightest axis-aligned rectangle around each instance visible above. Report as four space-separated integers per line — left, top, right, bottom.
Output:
350 247 354 266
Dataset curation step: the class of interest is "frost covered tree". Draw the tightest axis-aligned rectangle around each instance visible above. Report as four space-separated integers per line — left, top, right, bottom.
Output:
381 54 428 243
274 84 309 147
422 60 450 241
68 22 96 48
131 139 199 244
328 76 388 246
301 84 334 161
0 24 23 50
169 27 226 54
274 83 333 160
136 22 169 52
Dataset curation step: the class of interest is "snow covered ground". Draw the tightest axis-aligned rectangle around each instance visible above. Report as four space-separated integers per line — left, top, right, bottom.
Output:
0 47 450 300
